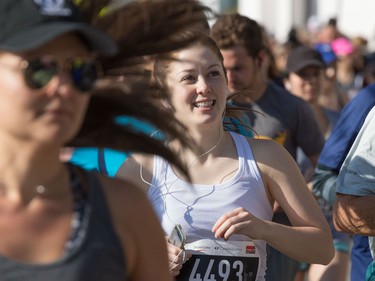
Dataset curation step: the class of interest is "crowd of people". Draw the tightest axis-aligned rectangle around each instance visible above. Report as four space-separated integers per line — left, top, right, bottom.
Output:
267 15 375 281
0 0 374 281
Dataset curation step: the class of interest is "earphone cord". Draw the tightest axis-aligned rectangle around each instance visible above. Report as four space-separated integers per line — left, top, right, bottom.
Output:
169 248 186 271
139 111 225 187
139 110 226 227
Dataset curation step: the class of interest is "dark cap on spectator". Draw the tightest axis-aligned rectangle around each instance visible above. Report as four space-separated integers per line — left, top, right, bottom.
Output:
286 45 325 73
0 0 117 56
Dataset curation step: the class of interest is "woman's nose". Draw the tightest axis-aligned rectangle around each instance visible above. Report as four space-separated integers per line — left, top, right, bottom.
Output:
196 77 209 95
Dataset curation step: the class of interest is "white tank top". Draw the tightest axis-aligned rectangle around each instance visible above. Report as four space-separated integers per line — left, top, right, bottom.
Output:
148 132 273 280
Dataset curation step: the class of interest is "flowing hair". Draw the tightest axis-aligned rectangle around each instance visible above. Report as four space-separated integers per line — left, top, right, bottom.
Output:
69 0 214 176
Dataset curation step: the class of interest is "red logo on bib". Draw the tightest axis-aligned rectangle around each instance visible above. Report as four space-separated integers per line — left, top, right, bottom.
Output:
246 245 255 254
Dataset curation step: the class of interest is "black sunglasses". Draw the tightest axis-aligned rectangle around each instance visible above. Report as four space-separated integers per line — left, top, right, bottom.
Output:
19 56 101 92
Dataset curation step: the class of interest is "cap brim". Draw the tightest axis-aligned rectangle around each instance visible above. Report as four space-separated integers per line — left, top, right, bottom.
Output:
0 22 117 56
287 60 324 74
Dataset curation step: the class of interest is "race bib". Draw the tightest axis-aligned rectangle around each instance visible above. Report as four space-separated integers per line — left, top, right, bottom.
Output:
177 239 260 281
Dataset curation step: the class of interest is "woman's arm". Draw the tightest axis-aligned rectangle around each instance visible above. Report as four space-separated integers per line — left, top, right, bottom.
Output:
115 154 154 193
333 193 375 235
254 139 334 264
213 139 334 265
102 176 172 281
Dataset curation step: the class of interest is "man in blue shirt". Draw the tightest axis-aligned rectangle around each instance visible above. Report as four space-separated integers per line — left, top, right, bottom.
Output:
334 105 375 281
313 83 375 281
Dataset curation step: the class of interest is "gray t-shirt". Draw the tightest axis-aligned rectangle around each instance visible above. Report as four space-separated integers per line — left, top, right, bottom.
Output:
235 83 324 281
234 82 324 160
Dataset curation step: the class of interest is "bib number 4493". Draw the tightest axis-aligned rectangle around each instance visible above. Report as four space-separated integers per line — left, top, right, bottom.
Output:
177 255 258 281
190 258 244 281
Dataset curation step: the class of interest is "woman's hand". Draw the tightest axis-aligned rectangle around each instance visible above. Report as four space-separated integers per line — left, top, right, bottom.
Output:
166 237 191 277
212 207 267 240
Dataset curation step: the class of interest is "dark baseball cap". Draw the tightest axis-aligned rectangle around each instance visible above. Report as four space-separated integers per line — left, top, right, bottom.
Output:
0 0 117 56
286 45 325 73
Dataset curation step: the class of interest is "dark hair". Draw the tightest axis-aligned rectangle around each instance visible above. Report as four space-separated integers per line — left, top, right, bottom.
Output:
286 27 304 49
259 24 282 80
69 0 214 175
328 17 337 27
210 13 264 58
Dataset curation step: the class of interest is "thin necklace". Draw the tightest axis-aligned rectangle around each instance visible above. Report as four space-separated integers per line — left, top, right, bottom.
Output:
141 109 226 185
140 109 227 226
140 126 222 185
140 126 223 226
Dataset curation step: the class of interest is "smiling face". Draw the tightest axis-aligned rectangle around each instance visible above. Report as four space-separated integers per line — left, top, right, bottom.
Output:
0 33 91 147
164 43 228 130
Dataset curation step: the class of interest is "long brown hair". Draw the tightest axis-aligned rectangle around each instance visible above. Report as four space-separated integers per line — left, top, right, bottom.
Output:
69 0 214 175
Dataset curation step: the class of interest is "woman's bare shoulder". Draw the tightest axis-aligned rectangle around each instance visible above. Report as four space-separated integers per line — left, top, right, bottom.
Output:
95 174 168 278
96 175 157 236
98 175 148 208
115 153 154 191
247 138 298 173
